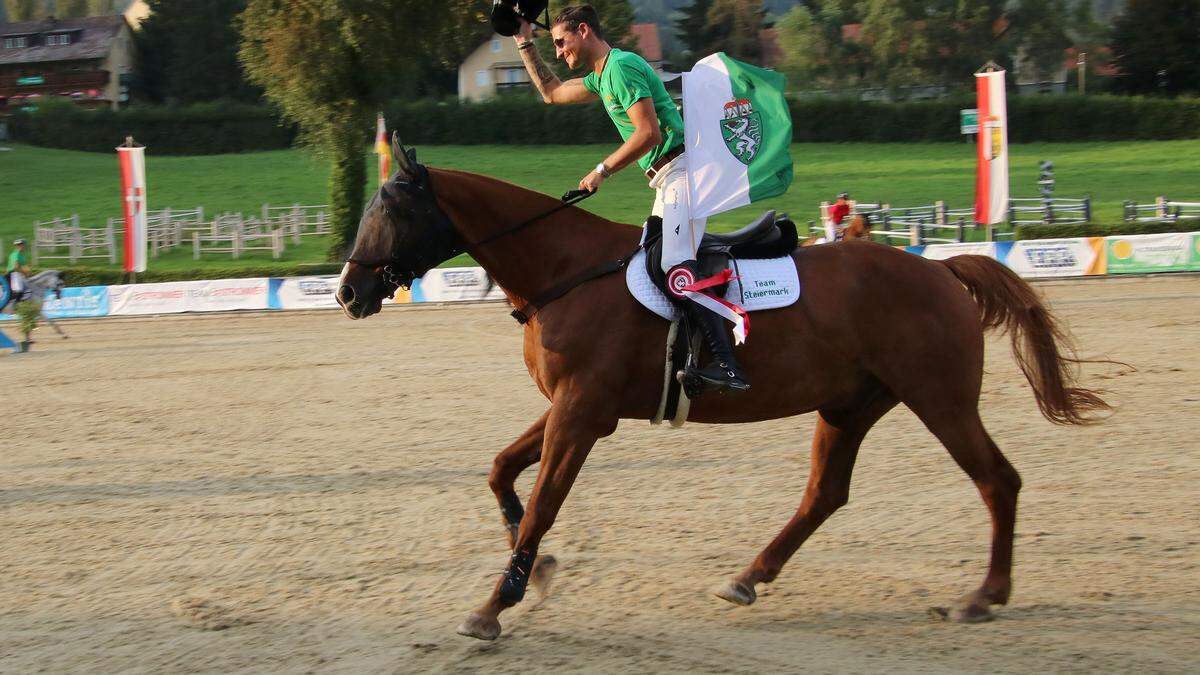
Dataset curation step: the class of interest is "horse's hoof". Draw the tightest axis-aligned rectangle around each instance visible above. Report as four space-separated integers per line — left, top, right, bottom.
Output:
530 554 558 598
714 578 757 606
455 612 501 641
949 593 995 623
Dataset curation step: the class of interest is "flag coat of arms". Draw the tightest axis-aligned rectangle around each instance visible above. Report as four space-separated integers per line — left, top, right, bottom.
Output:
117 144 148 273
974 68 1009 225
683 53 793 219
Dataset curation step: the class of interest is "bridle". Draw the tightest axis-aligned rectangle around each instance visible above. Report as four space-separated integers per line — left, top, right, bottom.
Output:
345 163 596 298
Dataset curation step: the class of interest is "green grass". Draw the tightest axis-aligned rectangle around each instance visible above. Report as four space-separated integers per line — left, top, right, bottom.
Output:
2 140 1198 269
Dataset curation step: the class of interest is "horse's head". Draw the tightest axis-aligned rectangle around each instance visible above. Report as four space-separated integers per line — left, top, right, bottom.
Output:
338 134 461 320
32 270 66 299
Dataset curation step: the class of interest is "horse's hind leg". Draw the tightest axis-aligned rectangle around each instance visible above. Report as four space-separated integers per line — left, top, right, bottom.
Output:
919 411 1021 622
487 409 557 594
716 388 897 606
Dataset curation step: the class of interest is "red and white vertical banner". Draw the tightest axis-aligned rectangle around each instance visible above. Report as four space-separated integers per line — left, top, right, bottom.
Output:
375 112 391 185
117 142 148 273
974 68 1009 225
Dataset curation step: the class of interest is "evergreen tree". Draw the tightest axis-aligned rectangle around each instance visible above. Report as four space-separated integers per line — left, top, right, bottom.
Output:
674 0 714 64
1109 0 1200 95
138 0 260 104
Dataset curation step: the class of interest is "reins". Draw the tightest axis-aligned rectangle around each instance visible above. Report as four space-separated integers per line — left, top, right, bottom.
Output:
348 172 639 325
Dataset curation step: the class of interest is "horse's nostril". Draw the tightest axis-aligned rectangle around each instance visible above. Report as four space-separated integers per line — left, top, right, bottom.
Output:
338 284 356 306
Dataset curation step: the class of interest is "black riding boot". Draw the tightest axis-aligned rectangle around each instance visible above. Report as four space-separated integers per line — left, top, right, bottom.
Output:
680 300 750 394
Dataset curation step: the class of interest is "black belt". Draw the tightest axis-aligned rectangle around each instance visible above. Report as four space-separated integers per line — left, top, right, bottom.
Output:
645 145 684 180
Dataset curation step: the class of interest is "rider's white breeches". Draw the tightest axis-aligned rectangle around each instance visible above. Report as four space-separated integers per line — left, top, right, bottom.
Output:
9 271 25 295
650 153 707 273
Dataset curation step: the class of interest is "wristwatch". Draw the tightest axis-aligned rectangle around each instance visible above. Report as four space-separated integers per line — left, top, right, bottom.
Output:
595 162 612 178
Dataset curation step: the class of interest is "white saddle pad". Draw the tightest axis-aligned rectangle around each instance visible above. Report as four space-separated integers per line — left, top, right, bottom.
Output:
626 249 801 321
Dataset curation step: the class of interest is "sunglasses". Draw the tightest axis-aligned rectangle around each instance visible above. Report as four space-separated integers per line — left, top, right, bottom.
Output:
552 27 578 48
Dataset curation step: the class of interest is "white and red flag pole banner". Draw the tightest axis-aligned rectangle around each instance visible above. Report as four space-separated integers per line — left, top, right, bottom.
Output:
375 112 391 185
974 66 1009 225
117 137 148 273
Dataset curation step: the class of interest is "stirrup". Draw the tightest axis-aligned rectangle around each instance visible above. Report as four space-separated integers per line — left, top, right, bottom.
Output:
677 362 750 397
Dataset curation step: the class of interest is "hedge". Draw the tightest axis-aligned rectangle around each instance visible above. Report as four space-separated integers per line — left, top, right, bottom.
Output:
1014 220 1200 239
56 262 344 286
9 94 1200 154
388 94 1200 145
8 99 296 154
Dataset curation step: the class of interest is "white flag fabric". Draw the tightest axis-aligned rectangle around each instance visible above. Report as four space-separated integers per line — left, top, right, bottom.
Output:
683 53 793 219
974 69 1009 225
117 145 148 273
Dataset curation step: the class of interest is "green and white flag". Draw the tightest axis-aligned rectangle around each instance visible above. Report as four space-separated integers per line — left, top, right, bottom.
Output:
683 53 793 219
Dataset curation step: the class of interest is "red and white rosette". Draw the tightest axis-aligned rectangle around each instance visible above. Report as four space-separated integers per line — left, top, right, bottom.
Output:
680 268 749 344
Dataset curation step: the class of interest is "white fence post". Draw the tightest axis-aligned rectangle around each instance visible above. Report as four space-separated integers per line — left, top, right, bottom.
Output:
193 232 200 260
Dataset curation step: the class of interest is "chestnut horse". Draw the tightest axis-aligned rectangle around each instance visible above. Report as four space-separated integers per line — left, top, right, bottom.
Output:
800 213 872 247
337 141 1108 641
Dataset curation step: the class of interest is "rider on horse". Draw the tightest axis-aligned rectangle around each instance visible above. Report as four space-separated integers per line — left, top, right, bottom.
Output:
5 238 30 306
512 4 749 394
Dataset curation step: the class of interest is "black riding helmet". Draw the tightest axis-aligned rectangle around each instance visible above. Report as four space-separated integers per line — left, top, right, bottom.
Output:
491 0 550 36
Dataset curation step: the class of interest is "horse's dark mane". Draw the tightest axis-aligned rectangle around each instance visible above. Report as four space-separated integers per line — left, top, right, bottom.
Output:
430 167 642 237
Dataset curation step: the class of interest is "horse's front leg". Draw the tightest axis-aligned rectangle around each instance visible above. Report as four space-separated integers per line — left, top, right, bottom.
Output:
41 313 67 339
458 402 614 640
488 409 558 596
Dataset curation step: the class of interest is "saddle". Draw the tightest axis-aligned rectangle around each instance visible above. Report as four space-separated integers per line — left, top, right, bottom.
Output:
642 210 799 294
640 211 799 425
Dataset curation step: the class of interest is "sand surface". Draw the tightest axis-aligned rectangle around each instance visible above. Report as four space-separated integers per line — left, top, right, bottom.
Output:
2 274 1198 673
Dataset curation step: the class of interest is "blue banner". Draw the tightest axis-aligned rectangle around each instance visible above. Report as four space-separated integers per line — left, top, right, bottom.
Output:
1 286 110 320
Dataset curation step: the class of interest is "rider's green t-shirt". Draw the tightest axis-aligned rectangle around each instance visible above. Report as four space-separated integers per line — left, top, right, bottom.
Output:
582 48 684 171
6 248 25 272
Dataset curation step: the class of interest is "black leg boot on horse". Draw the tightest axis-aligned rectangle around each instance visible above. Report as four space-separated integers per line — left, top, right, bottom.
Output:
666 261 750 395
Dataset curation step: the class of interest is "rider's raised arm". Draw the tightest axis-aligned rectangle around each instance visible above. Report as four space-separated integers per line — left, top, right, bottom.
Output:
515 23 597 105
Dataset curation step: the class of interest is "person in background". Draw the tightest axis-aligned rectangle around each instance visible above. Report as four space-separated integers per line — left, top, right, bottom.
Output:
827 192 851 240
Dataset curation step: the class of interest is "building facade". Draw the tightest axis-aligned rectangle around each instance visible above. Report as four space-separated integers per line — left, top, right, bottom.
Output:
0 15 136 112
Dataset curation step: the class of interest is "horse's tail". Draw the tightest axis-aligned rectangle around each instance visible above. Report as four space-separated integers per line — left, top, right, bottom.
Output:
939 254 1110 425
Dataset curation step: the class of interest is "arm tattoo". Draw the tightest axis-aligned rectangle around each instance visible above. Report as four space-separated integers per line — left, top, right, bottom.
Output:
520 46 560 101
533 57 554 85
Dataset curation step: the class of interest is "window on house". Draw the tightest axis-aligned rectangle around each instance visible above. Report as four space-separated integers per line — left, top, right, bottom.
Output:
47 34 72 46
4 36 29 48
475 70 489 87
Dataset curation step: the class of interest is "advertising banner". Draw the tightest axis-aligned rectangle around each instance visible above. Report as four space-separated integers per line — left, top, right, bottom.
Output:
43 286 110 318
412 267 504 303
918 242 997 261
272 275 410 310
109 278 269 316
1192 233 1200 270
1107 232 1195 274
1005 237 1106 278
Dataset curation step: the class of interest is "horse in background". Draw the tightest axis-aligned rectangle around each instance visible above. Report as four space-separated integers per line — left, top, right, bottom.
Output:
800 214 873 247
3 270 69 339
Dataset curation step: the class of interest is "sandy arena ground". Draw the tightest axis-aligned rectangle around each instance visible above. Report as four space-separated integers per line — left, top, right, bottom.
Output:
2 274 1198 673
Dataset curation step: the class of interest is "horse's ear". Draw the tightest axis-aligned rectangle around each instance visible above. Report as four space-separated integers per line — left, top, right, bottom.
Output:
392 131 416 179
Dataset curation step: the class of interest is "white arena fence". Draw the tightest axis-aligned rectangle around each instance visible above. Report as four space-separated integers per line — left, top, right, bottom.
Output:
819 197 1093 245
1123 197 1200 224
3 231 1197 325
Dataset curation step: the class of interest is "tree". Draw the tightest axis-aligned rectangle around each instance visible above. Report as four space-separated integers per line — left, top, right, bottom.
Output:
4 0 40 20
776 1 867 90
1109 0 1200 95
138 0 260 104
705 0 766 63
240 0 453 258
